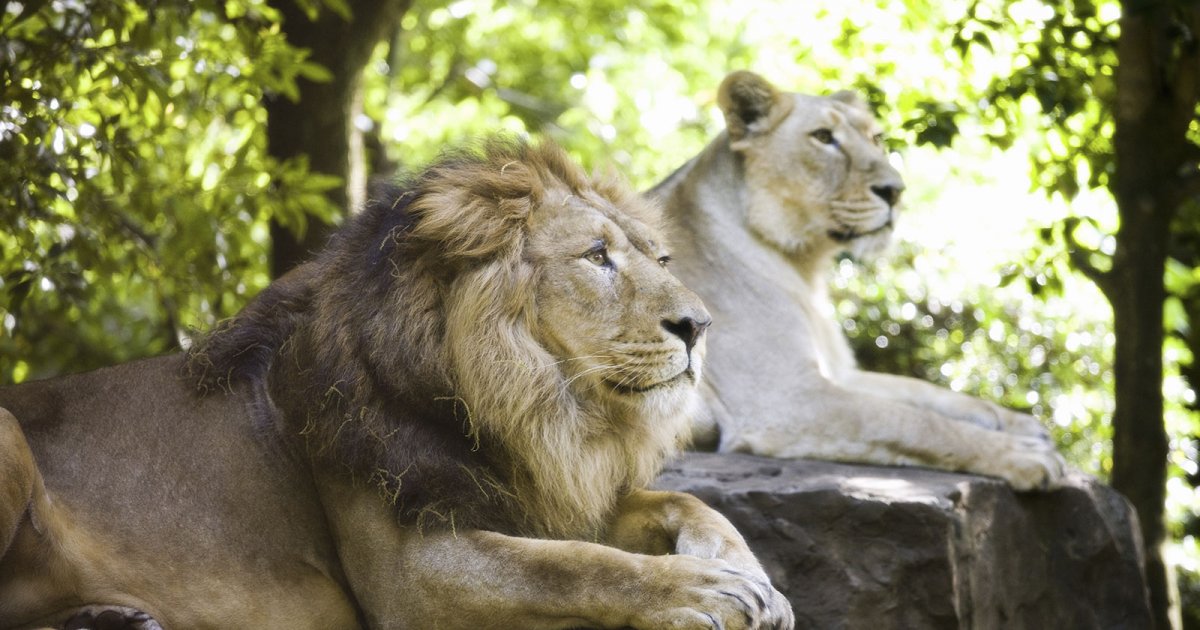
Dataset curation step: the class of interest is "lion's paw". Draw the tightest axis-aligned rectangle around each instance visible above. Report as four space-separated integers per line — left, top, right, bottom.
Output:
633 555 794 630
63 607 163 630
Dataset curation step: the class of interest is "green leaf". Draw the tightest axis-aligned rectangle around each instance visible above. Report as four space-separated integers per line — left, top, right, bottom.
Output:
297 60 334 84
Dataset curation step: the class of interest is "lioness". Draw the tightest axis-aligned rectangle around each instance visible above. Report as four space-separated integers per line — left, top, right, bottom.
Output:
649 71 1065 491
0 140 793 629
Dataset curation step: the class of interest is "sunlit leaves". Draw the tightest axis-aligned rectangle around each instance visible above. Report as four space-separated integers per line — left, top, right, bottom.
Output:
0 0 334 382
365 0 748 183
900 101 962 148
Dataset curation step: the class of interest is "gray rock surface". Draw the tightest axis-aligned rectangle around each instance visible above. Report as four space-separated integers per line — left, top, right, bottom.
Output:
655 453 1152 630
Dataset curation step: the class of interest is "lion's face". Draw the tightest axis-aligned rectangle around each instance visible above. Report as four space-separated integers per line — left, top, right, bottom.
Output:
527 190 711 412
719 71 905 259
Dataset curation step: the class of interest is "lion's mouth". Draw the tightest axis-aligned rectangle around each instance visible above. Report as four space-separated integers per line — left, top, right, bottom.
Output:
602 368 695 395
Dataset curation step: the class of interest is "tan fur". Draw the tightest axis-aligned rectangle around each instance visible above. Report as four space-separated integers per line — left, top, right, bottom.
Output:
650 72 1066 491
0 140 792 629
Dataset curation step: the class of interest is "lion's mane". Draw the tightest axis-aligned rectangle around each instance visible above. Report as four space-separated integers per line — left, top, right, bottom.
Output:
186 139 678 539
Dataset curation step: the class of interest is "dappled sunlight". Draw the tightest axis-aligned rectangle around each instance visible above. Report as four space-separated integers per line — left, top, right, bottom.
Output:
836 475 949 506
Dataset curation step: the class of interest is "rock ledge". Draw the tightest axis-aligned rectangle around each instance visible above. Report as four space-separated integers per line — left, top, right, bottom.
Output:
655 453 1151 630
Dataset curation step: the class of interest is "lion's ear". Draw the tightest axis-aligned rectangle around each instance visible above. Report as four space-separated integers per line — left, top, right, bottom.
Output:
717 71 793 150
410 163 539 261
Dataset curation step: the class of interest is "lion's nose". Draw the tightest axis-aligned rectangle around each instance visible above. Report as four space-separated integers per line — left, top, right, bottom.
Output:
662 316 712 353
870 183 904 207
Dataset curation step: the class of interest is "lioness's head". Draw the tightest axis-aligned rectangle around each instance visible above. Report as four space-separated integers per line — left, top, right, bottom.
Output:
718 70 905 259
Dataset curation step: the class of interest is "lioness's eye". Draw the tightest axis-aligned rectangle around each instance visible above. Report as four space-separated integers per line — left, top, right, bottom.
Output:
584 246 612 268
873 133 885 146
811 128 836 145
657 255 671 267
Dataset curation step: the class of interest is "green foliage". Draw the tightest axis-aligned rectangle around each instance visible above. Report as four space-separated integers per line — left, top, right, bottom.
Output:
0 0 339 382
365 0 1018 182
363 0 757 183
936 0 1200 616
950 0 1120 198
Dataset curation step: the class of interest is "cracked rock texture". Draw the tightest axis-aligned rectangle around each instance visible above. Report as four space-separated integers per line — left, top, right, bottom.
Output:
655 453 1151 630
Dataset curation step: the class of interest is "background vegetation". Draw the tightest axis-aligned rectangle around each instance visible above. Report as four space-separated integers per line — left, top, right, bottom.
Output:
2 0 1198 626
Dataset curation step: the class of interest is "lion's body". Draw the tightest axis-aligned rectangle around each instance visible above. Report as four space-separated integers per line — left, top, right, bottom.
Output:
650 72 1065 491
0 357 360 628
0 140 792 629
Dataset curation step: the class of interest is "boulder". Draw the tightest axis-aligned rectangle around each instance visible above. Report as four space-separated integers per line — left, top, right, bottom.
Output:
655 453 1152 630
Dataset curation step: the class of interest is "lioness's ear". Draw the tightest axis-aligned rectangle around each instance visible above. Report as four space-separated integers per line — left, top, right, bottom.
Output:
718 71 793 150
830 89 870 113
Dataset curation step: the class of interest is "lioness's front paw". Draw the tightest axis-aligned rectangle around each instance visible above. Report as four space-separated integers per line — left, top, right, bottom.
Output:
633 555 794 630
995 407 1051 441
992 435 1067 492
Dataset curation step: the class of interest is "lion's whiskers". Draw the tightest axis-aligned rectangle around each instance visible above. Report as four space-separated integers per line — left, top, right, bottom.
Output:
563 363 624 387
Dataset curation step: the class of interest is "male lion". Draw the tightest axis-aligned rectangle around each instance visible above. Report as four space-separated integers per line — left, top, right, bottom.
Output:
649 71 1066 491
0 140 793 629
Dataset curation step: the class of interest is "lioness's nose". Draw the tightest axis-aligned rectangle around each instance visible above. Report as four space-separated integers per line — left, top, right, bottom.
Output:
662 315 712 353
871 183 904 207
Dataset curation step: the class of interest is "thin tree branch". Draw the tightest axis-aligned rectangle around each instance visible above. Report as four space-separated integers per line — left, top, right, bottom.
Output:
1062 217 1115 295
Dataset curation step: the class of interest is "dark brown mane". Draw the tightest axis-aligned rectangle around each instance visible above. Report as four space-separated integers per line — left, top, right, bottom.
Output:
185 138 601 535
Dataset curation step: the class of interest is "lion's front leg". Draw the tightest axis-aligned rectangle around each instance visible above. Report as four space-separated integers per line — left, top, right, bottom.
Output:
0 407 93 628
398 529 789 630
318 476 792 630
604 489 793 629
0 407 36 558
605 490 760 568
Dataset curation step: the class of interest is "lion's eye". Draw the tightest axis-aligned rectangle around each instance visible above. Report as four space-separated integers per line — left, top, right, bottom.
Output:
873 133 885 146
811 129 837 145
657 255 671 268
584 246 612 268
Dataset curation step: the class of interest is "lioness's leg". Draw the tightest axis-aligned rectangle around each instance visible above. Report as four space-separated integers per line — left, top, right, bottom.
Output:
840 370 1050 439
317 477 792 630
720 384 1066 491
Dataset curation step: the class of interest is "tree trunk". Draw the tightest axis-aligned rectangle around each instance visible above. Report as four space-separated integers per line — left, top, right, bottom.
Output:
265 0 411 278
1109 2 1200 627
1108 204 1171 630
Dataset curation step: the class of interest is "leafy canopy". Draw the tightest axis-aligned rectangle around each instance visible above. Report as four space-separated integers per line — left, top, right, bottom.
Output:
0 0 340 381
